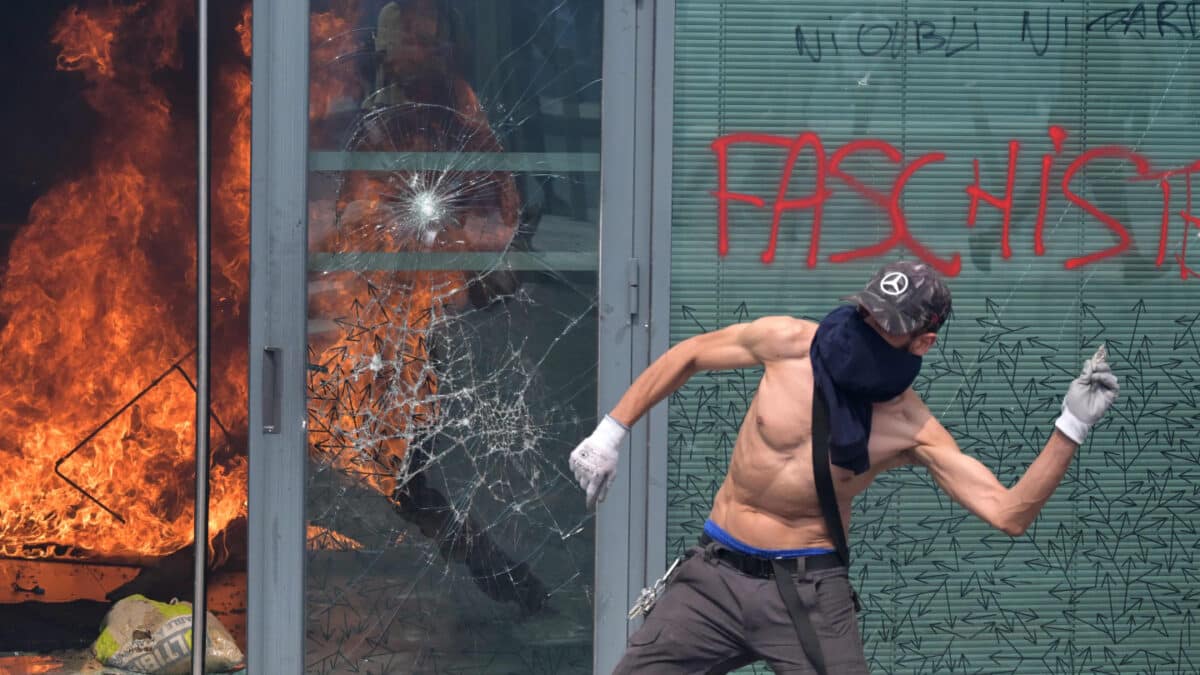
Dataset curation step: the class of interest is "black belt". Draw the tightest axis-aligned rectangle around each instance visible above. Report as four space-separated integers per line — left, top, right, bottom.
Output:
699 533 837 675
698 533 843 578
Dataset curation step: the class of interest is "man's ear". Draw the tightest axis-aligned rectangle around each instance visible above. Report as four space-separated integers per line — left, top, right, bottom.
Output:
911 333 938 356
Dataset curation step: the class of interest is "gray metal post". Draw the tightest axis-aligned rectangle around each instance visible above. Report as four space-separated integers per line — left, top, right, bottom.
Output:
623 0 660 650
596 0 640 672
192 0 211 671
644 0 676 595
248 0 310 672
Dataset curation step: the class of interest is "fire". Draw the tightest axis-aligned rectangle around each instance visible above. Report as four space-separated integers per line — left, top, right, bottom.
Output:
0 1 249 561
306 525 364 551
0 657 58 675
52 5 131 77
0 0 517 569
310 0 364 121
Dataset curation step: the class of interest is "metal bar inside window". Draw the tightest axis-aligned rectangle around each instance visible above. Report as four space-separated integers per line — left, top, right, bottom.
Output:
308 151 600 173
192 0 211 671
307 251 598 272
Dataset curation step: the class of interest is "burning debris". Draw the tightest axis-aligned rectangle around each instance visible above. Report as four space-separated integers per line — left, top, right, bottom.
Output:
0 0 252 655
0 1 250 563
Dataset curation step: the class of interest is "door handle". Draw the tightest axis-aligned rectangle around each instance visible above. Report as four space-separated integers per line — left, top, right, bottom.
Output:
262 346 281 434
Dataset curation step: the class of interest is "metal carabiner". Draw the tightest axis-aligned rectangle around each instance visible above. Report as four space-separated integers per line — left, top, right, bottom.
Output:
628 556 683 620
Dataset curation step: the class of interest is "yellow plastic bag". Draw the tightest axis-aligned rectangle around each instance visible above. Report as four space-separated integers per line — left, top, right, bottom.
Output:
93 594 244 674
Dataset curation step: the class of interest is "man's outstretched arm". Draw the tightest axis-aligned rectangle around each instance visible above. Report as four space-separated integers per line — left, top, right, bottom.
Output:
610 316 809 426
569 316 811 508
911 346 1119 536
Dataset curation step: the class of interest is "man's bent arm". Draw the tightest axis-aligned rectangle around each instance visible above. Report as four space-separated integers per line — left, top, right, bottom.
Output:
912 417 1078 537
911 346 1116 536
609 316 808 427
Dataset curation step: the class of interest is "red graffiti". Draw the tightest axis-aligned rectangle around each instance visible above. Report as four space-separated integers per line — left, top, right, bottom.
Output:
1178 170 1200 280
827 142 959 275
711 132 830 267
711 126 1198 280
1059 147 1150 269
1179 210 1200 280
1034 125 1069 256
967 140 1019 260
1135 160 1200 280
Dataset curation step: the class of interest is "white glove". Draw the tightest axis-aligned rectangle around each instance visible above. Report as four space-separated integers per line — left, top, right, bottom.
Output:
569 415 629 510
1055 344 1119 444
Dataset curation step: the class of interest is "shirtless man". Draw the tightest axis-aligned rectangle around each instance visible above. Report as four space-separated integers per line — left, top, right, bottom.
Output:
569 260 1119 674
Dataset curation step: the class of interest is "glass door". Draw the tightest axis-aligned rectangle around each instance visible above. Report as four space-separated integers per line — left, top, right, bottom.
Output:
301 2 603 672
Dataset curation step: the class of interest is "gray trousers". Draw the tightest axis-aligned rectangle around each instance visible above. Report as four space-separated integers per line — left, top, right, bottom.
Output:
613 544 869 675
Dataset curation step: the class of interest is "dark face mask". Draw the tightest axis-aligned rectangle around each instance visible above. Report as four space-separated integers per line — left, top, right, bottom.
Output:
821 305 922 401
858 306 923 355
808 305 925 475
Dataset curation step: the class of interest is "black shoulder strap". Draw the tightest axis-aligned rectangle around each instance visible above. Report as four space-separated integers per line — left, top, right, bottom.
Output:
811 389 850 567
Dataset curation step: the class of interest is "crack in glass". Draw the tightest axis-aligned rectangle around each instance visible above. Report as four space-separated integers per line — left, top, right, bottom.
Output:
303 2 601 671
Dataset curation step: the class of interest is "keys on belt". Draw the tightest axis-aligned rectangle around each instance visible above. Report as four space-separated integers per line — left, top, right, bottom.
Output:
627 556 682 620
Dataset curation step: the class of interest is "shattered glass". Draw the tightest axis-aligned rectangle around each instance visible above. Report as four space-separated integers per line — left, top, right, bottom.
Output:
303 1 602 672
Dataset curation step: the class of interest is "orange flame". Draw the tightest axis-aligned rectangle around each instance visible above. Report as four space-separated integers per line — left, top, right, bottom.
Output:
307 525 364 551
236 6 253 59
53 4 132 77
310 0 363 121
0 1 249 561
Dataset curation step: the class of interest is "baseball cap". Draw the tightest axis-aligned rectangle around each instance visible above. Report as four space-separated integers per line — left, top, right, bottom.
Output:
841 260 952 337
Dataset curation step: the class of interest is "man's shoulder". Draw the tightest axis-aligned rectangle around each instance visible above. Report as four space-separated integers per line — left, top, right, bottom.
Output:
871 388 940 432
867 390 944 471
745 315 817 360
881 387 935 420
877 388 951 449
749 315 818 334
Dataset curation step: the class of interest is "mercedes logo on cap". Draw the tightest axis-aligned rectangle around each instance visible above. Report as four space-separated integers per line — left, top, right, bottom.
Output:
879 271 909 296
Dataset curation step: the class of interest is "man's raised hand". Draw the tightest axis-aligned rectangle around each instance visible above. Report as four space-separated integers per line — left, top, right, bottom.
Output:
1054 344 1119 445
569 415 629 510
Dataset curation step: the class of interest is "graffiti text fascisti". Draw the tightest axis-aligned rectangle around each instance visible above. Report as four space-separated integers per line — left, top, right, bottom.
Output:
711 126 1200 280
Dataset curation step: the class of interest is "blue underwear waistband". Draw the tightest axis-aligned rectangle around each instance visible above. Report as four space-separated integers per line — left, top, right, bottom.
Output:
703 519 835 559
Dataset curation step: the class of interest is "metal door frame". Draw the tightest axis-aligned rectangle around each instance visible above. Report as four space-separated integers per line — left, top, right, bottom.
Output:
247 0 309 671
595 0 675 671
247 0 662 672
594 0 639 671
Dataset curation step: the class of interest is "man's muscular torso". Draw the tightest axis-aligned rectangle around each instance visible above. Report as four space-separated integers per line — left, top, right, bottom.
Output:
707 317 936 551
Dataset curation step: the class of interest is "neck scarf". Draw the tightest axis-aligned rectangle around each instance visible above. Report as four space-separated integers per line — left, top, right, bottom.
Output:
809 305 923 474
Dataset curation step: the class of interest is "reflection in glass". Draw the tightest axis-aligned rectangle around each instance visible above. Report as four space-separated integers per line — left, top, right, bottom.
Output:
305 1 601 672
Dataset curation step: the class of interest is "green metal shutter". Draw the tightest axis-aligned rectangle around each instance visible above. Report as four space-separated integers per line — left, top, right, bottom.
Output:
667 2 1200 673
